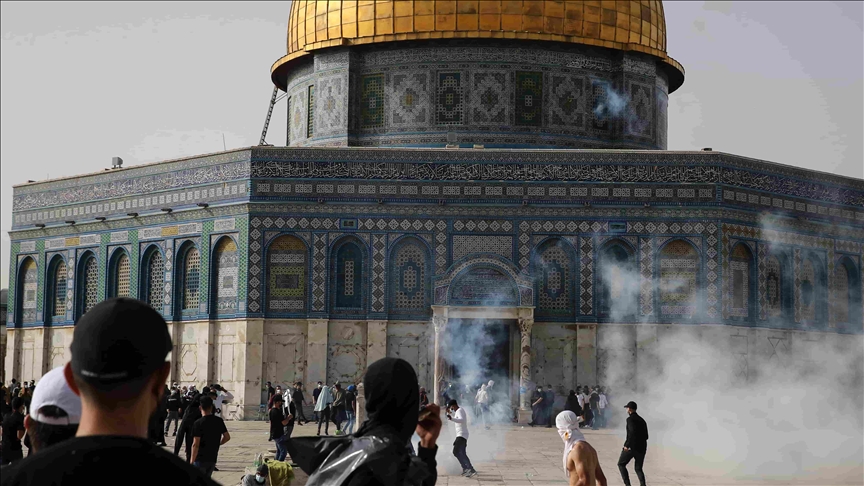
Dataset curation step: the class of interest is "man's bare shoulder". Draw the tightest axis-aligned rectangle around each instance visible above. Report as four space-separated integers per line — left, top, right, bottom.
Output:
571 440 597 455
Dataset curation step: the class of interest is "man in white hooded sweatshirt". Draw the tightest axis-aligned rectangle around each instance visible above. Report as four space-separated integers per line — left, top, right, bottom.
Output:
556 411 607 486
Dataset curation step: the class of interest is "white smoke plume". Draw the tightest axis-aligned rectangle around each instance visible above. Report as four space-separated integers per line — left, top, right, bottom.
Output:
595 221 864 482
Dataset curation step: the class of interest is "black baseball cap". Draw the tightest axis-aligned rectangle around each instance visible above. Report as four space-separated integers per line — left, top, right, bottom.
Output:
70 298 172 387
624 401 638 410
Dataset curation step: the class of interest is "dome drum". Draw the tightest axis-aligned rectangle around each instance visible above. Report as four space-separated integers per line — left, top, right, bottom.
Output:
281 41 670 149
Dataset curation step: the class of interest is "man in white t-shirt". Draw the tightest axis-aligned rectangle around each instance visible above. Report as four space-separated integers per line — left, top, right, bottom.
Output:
446 399 477 478
210 384 234 419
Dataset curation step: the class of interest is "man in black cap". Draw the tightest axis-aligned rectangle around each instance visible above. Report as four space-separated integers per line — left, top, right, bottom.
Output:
618 401 649 486
0 298 218 485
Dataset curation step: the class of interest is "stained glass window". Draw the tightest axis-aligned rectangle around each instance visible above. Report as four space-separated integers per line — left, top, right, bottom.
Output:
729 244 752 318
82 256 99 315
800 258 816 324
659 240 700 318
268 236 307 313
147 250 165 310
115 253 130 298
213 238 238 315
183 247 200 311
766 255 783 318
18 258 37 324
54 260 67 318
833 264 850 324
333 240 363 311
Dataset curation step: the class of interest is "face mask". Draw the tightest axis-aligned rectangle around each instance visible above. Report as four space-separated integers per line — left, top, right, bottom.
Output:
255 474 265 483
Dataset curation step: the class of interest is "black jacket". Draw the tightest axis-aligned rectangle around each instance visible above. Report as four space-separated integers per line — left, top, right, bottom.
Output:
624 412 649 452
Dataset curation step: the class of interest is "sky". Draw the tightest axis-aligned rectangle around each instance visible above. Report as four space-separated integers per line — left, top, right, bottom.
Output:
1 1 862 289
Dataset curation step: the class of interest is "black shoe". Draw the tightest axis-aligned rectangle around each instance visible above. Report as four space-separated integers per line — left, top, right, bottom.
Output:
466 470 477 478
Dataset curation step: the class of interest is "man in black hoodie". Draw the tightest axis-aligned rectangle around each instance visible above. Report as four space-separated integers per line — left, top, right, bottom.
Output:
618 401 649 486
175 394 204 462
288 357 442 486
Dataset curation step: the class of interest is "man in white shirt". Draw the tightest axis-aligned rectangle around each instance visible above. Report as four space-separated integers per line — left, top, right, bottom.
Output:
446 399 477 478
597 388 608 429
210 384 234 419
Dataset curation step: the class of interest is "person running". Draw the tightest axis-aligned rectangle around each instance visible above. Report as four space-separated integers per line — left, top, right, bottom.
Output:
343 385 357 435
311 382 323 422
0 298 217 485
175 394 202 462
191 396 230 477
618 401 649 486
475 384 490 430
556 411 607 486
446 399 477 478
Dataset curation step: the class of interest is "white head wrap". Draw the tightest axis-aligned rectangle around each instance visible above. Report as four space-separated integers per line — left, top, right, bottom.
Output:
556 411 585 477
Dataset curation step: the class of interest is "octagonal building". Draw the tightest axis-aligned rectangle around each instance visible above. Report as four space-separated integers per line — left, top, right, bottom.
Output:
4 1 863 420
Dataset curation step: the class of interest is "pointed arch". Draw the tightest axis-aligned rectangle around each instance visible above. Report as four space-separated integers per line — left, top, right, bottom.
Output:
765 249 793 320
266 234 309 315
597 238 638 319
832 256 861 329
800 252 827 326
330 236 368 314
657 239 701 319
211 236 240 316
388 236 431 317
729 242 756 321
16 257 38 326
141 244 165 312
175 241 201 316
76 250 99 320
532 237 576 319
46 254 68 325
107 248 131 299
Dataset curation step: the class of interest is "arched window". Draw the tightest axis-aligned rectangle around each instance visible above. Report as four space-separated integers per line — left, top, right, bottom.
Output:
181 246 201 312
77 253 99 319
143 247 165 311
658 239 700 319
331 238 365 313
267 235 308 314
729 243 755 320
833 261 851 325
47 256 67 323
212 237 239 315
388 237 430 317
16 257 38 325
597 240 637 319
799 255 825 326
534 238 575 319
108 250 131 298
765 252 792 320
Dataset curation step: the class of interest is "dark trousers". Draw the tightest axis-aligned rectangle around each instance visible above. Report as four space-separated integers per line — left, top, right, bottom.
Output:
274 435 289 461
293 400 308 423
618 448 646 486
194 460 217 478
165 411 180 434
174 424 194 461
317 406 331 434
0 448 24 466
452 437 474 471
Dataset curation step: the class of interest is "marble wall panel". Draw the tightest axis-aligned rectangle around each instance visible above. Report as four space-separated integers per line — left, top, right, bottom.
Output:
327 320 368 386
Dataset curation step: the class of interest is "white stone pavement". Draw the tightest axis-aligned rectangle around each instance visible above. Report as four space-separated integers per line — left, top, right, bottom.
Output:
159 420 863 486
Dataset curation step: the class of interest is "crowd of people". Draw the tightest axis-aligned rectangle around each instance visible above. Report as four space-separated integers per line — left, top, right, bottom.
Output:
264 379 358 439
529 384 610 430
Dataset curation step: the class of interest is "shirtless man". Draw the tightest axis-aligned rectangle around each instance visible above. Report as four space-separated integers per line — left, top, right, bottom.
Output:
556 411 607 486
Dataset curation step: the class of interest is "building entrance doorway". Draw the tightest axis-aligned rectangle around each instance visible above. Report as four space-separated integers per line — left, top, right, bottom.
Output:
445 319 513 414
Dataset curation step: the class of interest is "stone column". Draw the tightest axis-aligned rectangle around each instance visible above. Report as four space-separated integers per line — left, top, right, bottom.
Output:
366 320 388 366
238 319 264 419
431 313 447 405
518 317 534 422
306 319 329 386
356 382 366 425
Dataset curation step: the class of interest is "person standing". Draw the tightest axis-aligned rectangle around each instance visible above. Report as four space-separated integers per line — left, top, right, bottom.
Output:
269 394 293 461
529 385 545 426
266 382 275 404
556 411 607 485
314 383 333 435
589 388 601 430
446 399 477 478
165 388 183 436
597 388 608 429
343 384 357 435
618 401 648 486
21 366 82 454
544 385 556 428
1 397 26 465
292 382 309 425
191 396 231 477
476 384 490 430
311 382 323 422
175 395 202 462
331 383 345 432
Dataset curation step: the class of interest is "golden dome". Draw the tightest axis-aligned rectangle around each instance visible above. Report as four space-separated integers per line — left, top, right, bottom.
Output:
272 1 684 90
